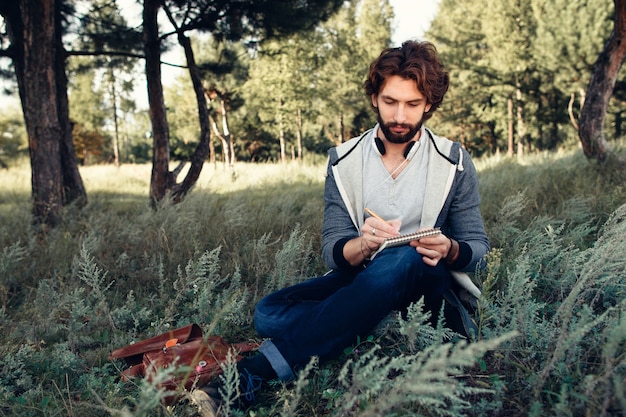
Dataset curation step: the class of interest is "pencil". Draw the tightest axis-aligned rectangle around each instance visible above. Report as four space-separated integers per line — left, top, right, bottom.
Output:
365 208 387 223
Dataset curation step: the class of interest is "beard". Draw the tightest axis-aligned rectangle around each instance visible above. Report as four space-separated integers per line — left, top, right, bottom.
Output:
377 114 422 144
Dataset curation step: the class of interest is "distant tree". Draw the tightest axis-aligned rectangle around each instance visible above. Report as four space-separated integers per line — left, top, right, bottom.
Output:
427 0 501 154
427 0 621 157
196 40 248 166
143 0 344 204
68 62 109 164
531 0 613 148
0 107 27 166
241 0 391 162
316 0 393 144
72 123 106 165
74 0 142 166
482 0 537 157
165 39 249 166
579 0 626 164
0 0 86 228
165 76 203 160
245 37 307 163
68 0 147 165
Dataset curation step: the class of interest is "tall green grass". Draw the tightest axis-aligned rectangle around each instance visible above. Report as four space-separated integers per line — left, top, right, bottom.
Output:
0 145 624 416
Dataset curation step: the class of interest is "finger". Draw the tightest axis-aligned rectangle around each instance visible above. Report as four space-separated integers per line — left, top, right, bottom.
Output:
421 255 439 267
415 231 447 245
362 220 399 238
387 219 402 231
362 235 383 251
416 246 443 264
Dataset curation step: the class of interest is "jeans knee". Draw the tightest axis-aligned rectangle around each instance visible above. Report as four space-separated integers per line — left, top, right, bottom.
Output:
253 299 272 335
254 293 294 338
372 247 423 281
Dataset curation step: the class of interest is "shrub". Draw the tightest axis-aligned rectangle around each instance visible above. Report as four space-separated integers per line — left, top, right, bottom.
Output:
0 149 624 416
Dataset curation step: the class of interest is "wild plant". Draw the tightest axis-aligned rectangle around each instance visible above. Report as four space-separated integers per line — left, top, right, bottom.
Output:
0 241 27 311
274 357 319 417
215 350 245 417
333 333 515 417
75 245 116 331
480 201 626 416
265 224 316 293
392 298 457 353
0 149 624 416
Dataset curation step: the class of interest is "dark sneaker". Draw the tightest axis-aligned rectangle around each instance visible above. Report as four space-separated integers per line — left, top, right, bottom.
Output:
189 360 266 416
190 382 222 417
239 368 263 405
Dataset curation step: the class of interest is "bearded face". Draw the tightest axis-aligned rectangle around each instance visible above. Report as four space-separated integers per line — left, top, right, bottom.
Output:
377 115 422 144
372 76 431 144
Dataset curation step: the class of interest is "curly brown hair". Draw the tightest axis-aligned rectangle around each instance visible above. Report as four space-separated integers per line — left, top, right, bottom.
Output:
363 41 449 122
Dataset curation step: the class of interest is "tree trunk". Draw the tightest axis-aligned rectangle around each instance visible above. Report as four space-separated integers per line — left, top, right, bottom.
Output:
515 83 525 158
3 0 86 227
210 115 227 165
168 24 210 203
206 90 231 166
507 96 514 157
144 0 173 205
110 72 121 166
209 129 216 165
296 108 303 160
278 99 286 163
219 99 235 169
279 113 286 163
568 92 579 130
488 121 498 154
25 0 63 226
579 0 626 163
55 3 86 208
144 4 213 204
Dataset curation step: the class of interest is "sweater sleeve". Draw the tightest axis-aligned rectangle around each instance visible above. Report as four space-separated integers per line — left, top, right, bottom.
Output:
438 147 490 272
321 155 360 270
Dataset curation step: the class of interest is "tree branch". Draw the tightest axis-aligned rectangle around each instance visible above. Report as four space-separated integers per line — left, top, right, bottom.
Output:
66 49 187 68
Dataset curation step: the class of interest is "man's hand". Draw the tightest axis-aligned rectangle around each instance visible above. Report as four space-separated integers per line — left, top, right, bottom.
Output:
410 232 458 266
344 217 401 266
360 217 401 255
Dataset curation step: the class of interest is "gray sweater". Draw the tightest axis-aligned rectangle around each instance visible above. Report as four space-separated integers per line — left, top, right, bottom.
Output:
321 126 490 296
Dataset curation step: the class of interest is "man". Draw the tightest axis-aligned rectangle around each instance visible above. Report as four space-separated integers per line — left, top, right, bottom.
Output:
192 40 490 416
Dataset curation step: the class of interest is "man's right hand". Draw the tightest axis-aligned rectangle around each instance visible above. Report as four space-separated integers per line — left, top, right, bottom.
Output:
343 218 401 266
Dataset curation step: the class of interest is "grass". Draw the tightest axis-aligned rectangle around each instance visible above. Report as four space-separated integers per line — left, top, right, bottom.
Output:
0 144 624 416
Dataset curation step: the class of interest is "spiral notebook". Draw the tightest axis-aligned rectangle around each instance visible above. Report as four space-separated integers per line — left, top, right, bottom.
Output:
370 228 441 259
368 228 482 298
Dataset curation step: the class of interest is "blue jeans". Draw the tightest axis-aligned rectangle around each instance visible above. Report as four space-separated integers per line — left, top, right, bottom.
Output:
253 246 454 380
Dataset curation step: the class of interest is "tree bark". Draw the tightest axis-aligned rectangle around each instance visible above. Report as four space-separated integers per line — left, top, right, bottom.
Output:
210 97 235 168
169 29 211 203
507 96 514 157
296 107 303 160
143 0 173 205
515 81 525 158
278 98 286 163
2 0 86 227
144 2 213 205
110 73 121 166
220 100 236 169
567 92 579 131
161 5 213 202
209 115 227 165
338 111 345 144
55 0 86 207
578 0 626 163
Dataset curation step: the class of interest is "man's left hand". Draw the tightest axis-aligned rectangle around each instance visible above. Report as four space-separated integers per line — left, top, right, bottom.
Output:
409 232 456 266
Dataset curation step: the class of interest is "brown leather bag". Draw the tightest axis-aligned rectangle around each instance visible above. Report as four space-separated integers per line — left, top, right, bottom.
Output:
109 324 258 404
